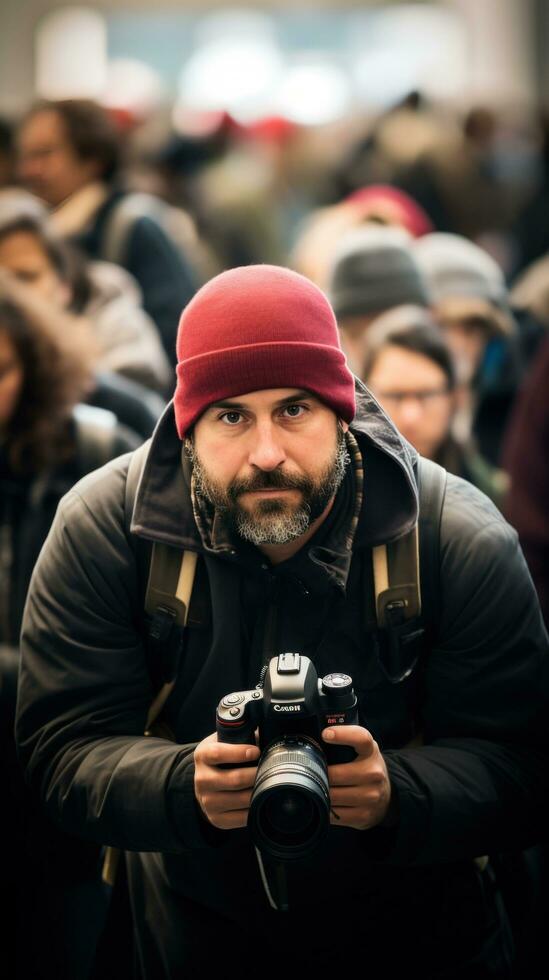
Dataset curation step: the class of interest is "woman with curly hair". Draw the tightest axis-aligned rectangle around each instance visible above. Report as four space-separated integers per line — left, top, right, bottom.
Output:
0 272 139 979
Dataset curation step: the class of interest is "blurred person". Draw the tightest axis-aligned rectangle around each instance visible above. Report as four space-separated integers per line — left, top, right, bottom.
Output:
0 192 168 441
508 109 549 279
337 98 513 242
345 184 434 237
0 272 139 979
14 264 549 979
362 305 508 505
176 113 300 270
412 232 524 465
17 99 198 364
0 189 173 396
331 91 445 205
290 184 433 291
326 224 430 374
499 335 549 980
0 116 16 187
509 252 549 369
501 334 549 628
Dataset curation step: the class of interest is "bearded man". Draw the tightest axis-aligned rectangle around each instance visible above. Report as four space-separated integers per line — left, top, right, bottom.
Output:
16 265 549 979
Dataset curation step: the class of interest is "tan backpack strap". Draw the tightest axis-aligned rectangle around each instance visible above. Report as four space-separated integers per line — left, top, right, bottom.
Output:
102 547 197 887
372 524 421 629
144 547 197 734
144 542 197 625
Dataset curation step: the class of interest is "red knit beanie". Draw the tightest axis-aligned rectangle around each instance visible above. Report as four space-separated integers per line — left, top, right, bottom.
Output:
173 264 356 437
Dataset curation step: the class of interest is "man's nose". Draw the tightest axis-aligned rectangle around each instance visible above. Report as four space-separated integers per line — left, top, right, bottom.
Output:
247 422 286 471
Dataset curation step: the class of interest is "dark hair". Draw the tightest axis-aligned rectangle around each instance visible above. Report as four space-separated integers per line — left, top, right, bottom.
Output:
0 272 96 473
24 99 121 182
0 214 92 311
362 305 457 390
0 116 14 155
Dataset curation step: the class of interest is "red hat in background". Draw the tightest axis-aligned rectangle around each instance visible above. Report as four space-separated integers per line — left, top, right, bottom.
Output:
174 264 356 437
345 184 434 238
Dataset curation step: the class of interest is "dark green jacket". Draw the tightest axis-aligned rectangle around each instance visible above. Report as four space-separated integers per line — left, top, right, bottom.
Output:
15 387 549 970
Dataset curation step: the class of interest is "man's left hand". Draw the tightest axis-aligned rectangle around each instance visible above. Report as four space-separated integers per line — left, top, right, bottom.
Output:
323 725 393 830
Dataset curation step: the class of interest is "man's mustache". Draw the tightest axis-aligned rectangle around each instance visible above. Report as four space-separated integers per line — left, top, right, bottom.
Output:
228 470 310 500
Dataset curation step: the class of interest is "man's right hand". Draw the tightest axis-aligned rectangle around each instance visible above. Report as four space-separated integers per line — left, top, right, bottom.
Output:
194 732 260 829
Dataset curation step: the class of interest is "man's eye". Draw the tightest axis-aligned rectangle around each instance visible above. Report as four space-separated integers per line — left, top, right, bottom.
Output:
282 404 306 419
220 411 242 425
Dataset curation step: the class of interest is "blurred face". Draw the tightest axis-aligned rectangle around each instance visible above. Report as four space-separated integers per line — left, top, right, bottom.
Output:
17 110 100 206
0 231 70 307
366 345 454 459
0 329 24 432
338 314 377 377
191 388 349 549
435 314 488 385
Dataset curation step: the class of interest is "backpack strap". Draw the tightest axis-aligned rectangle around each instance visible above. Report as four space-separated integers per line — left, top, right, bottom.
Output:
103 452 198 886
371 455 447 683
416 456 447 635
73 403 118 474
143 546 197 735
101 194 148 267
372 525 421 628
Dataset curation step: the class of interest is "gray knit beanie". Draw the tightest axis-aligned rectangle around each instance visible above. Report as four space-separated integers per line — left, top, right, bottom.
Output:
411 232 515 335
327 225 430 319
411 232 507 307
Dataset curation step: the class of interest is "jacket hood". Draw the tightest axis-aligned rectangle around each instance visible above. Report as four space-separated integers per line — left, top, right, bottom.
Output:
130 380 418 551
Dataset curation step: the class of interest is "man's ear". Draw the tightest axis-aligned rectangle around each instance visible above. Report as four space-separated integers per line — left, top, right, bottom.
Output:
339 419 350 433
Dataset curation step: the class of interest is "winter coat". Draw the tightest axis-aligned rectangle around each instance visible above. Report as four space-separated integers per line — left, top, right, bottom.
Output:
82 261 173 397
502 335 549 627
2 405 140 980
73 188 198 365
0 404 139 651
15 387 549 976
435 433 508 508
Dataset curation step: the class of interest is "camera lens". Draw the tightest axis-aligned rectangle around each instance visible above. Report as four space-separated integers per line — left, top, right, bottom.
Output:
248 737 330 861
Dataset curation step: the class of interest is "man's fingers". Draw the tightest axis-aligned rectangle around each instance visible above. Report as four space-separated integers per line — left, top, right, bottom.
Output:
198 789 253 814
197 765 258 793
206 809 251 830
322 725 376 756
195 733 260 768
330 784 386 807
328 760 386 787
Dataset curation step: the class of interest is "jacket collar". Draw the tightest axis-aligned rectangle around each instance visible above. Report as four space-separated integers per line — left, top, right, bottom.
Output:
50 181 109 237
130 381 419 557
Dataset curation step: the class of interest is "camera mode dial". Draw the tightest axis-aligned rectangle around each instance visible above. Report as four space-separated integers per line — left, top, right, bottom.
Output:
321 672 353 695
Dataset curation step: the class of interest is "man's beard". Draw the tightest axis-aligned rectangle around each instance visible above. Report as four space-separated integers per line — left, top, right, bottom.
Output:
188 427 350 546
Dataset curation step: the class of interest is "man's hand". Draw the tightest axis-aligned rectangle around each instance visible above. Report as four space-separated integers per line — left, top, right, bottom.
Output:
194 732 260 830
323 725 393 830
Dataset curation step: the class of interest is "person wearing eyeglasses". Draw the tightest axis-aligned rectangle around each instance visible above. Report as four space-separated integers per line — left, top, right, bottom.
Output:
362 305 508 506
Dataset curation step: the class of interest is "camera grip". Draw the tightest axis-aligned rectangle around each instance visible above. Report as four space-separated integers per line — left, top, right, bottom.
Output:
216 703 258 769
215 727 257 770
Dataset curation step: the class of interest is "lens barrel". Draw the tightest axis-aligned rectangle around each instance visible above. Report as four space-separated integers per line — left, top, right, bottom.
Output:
248 736 330 861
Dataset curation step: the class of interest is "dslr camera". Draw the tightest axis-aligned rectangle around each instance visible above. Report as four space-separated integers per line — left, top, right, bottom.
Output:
216 653 358 861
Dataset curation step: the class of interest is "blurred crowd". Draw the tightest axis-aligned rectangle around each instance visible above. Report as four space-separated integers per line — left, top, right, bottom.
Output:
0 90 548 977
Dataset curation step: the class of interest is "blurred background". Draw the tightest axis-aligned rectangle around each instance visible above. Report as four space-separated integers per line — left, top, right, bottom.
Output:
1 0 549 274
